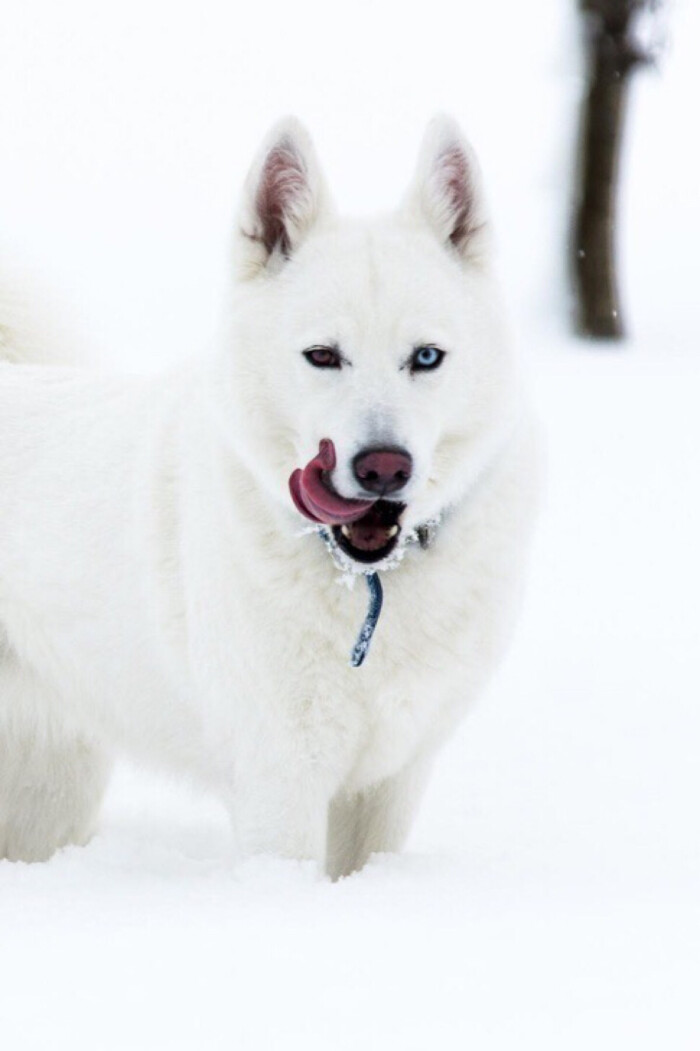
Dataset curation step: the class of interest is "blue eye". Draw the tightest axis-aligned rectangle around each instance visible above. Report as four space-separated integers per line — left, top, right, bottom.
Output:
410 345 445 373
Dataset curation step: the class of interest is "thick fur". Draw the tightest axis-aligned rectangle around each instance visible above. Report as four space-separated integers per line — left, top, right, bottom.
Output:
0 118 538 876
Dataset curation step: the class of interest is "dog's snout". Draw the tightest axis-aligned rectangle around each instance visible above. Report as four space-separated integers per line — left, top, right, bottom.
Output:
352 447 413 495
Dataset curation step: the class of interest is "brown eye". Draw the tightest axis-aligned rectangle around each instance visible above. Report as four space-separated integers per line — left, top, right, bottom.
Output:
303 346 342 369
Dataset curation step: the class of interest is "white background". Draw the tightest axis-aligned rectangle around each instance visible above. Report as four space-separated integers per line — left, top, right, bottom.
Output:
0 1 699 1048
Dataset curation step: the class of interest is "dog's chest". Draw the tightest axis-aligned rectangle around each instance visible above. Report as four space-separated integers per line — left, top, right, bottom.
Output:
257 545 469 790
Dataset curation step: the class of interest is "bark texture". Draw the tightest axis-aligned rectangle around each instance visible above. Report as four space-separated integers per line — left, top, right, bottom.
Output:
573 0 652 339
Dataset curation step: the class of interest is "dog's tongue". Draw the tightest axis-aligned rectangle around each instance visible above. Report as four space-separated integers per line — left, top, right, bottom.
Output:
289 439 376 525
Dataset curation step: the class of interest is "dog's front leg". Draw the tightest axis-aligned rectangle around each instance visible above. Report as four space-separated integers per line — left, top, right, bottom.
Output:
326 752 434 880
225 754 330 869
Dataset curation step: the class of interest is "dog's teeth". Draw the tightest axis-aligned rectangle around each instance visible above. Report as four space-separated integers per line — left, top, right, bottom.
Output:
387 525 399 537
341 526 351 538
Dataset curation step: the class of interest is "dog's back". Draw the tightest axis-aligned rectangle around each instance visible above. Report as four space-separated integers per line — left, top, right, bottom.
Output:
0 257 87 366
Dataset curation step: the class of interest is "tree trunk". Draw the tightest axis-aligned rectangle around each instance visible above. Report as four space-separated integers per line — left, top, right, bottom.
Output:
572 2 649 340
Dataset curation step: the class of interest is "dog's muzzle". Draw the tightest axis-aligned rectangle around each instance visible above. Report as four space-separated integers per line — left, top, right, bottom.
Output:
289 439 406 563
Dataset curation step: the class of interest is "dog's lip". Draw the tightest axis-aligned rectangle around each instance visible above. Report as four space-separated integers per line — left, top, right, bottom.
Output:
331 500 406 564
289 438 376 525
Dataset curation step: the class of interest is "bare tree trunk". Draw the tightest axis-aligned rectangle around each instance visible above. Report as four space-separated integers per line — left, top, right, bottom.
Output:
572 1 651 340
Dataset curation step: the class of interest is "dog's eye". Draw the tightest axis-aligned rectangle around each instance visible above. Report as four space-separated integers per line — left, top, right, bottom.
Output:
303 346 342 370
410 346 445 373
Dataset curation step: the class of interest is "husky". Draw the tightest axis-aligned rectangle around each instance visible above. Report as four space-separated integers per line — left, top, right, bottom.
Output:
0 117 538 877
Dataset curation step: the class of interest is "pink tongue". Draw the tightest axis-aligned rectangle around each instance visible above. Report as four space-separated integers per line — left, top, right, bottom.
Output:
289 439 376 525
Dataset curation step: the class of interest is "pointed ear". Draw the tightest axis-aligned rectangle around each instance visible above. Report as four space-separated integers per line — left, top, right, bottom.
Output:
404 116 489 262
236 117 333 279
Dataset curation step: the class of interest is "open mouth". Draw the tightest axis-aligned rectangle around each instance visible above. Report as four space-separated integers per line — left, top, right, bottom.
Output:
332 500 406 564
289 439 408 564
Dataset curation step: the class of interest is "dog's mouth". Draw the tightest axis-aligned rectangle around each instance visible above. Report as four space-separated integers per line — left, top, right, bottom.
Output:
332 500 405 564
289 439 406 564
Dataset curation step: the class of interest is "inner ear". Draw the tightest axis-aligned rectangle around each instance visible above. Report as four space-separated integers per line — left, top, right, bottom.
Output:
406 116 488 262
255 138 310 258
237 118 332 278
437 143 475 252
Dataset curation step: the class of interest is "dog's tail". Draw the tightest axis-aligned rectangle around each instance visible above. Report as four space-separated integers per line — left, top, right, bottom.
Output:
0 258 85 366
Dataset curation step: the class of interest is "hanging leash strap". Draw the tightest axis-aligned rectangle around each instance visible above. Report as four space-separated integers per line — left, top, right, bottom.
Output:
349 572 384 668
315 516 440 668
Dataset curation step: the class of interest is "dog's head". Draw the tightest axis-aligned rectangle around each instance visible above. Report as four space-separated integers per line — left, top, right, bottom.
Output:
222 117 519 565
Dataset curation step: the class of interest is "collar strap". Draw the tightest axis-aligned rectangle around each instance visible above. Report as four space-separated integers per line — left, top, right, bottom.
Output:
349 573 384 667
313 515 442 668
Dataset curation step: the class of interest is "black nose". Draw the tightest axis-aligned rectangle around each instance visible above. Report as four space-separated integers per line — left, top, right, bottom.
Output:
352 447 413 495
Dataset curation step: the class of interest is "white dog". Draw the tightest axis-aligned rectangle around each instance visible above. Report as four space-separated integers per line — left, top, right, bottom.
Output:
0 117 538 878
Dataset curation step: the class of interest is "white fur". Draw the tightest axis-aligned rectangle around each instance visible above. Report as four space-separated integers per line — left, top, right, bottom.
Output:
0 118 538 877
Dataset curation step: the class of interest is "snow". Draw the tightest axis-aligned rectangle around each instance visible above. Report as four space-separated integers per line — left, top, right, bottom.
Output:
1 1 699 1048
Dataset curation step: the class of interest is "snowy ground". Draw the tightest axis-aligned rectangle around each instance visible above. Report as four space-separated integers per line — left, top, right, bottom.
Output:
1 1 699 1048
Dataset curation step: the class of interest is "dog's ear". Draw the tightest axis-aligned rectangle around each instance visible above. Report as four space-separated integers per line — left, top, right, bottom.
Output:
404 116 489 263
236 118 333 279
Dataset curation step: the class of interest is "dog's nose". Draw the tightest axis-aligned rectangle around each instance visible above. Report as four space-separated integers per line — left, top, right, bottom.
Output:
352 447 413 495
